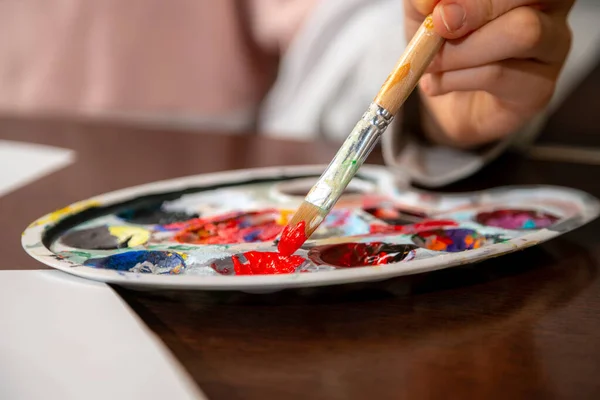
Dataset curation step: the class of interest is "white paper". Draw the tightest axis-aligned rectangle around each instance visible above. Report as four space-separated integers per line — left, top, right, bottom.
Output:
0 270 207 400
0 140 74 197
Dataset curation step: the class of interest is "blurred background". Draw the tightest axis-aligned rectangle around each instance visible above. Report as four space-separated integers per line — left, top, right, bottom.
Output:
0 0 598 151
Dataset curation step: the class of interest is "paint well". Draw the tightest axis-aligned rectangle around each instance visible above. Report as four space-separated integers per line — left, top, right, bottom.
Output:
475 209 559 230
309 242 416 267
412 228 485 252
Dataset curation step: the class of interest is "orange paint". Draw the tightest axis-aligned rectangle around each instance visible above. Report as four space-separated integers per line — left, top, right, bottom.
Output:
378 62 411 96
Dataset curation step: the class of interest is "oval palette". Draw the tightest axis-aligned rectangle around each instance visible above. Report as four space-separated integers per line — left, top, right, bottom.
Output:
22 165 600 291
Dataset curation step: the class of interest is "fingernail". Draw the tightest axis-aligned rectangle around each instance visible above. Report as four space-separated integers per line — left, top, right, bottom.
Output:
440 3 465 33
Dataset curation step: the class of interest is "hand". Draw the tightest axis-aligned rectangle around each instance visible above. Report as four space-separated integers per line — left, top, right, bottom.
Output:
404 0 574 148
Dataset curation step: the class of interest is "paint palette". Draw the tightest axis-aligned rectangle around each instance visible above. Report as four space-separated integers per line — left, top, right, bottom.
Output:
22 165 600 292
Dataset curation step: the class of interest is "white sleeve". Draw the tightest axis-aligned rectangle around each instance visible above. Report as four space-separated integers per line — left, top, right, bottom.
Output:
258 0 407 142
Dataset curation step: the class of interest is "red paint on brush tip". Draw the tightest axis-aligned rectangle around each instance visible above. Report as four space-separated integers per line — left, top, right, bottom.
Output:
277 220 307 256
232 251 305 275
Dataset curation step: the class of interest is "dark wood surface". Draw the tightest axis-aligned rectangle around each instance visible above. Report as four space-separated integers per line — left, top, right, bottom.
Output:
1 115 600 399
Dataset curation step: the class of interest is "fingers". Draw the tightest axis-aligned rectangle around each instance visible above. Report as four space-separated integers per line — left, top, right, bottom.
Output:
410 0 439 15
426 7 571 73
421 59 557 112
430 0 572 39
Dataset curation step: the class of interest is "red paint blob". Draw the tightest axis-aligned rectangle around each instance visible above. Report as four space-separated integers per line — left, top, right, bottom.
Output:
309 242 416 268
277 220 307 256
232 251 306 275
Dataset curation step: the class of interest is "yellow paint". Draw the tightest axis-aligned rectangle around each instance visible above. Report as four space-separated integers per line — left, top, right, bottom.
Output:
30 200 101 228
108 226 150 247
170 264 183 275
277 209 295 225
424 15 434 30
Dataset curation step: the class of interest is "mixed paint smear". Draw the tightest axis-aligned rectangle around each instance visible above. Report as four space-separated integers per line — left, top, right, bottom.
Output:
174 210 282 244
412 229 485 252
369 219 458 234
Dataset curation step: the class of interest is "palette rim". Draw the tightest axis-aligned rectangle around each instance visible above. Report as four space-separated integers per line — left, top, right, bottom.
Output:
22 164 600 292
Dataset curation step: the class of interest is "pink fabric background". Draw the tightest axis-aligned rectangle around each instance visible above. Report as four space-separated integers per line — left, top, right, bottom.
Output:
0 0 319 121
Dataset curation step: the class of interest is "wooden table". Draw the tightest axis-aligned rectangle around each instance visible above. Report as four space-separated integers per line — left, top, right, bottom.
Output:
1 113 600 400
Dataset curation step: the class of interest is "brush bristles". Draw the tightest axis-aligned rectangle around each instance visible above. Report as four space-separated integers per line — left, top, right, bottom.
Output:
288 201 329 239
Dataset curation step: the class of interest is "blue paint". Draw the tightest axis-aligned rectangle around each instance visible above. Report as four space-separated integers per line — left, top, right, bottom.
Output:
243 230 261 242
522 220 536 229
84 251 186 274
238 220 253 229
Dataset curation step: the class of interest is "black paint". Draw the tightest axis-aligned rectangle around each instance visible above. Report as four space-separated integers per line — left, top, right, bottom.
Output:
61 226 125 250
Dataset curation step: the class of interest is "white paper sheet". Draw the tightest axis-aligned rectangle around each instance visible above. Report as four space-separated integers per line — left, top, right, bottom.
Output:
0 270 207 400
0 140 74 197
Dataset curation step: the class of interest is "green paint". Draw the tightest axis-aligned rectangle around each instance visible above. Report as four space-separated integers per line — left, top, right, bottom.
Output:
67 251 92 258
167 245 200 251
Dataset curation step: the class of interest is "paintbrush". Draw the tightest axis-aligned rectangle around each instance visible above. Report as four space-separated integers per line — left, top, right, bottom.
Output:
278 15 445 256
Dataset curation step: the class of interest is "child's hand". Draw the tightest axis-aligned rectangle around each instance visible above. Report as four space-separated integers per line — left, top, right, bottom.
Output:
405 0 574 148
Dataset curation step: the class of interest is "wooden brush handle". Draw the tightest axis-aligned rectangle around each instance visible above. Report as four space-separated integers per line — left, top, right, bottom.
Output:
374 15 444 115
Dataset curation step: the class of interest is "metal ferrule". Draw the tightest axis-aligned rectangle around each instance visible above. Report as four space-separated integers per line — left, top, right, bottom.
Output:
305 103 393 211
